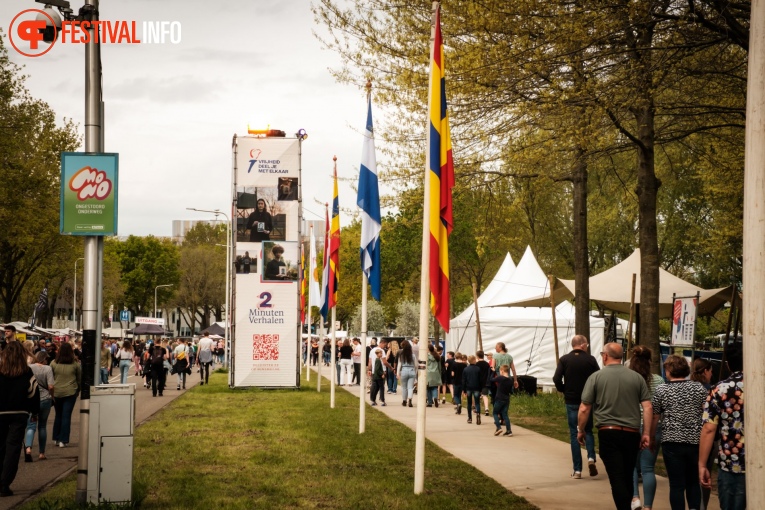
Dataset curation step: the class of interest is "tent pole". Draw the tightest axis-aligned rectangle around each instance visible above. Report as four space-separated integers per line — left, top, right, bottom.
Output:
472 282 483 352
719 288 737 381
626 273 637 355
548 275 560 364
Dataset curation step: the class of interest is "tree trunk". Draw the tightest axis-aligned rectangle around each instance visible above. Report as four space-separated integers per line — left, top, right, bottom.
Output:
573 148 590 341
634 103 661 372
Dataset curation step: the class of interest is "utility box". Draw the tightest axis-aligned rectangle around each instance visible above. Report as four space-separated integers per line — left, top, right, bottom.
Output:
86 384 135 504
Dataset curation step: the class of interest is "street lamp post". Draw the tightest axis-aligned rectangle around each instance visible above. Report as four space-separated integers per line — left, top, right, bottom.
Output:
187 207 231 371
73 257 84 330
154 284 174 319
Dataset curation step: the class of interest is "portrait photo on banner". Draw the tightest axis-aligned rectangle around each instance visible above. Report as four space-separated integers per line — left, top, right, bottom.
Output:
277 177 298 201
262 241 299 282
234 247 258 275
235 185 296 243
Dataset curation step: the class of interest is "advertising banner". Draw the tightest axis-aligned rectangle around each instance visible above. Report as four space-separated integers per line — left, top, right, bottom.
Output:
671 296 698 347
60 152 119 236
232 136 301 388
135 317 165 325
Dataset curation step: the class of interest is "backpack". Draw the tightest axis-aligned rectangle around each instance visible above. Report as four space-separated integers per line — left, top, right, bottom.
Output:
150 348 165 367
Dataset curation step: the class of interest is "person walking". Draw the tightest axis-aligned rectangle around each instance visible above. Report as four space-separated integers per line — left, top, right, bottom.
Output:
0 342 40 497
578 343 651 510
425 344 441 407
386 340 399 395
490 364 516 436
699 342 745 510
462 355 483 425
25 351 54 462
553 334 600 479
451 353 466 414
628 345 666 510
397 340 416 407
50 342 81 449
99 340 111 384
117 340 134 384
351 338 362 385
650 355 708 510
197 332 215 386
338 339 354 386
475 351 491 417
149 343 167 397
691 357 714 510
173 340 190 390
369 349 386 406
133 340 145 377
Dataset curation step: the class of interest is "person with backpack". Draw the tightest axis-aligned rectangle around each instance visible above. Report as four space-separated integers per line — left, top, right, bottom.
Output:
149 344 167 397
197 332 215 385
173 340 190 390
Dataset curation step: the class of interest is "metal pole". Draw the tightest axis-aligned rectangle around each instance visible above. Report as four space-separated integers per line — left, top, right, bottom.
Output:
330 307 336 408
414 3 439 494
317 315 323 392
743 1 765 505
225 210 231 371
73 257 83 330
76 1 101 502
626 273 637 352
359 273 367 433
471 283 482 352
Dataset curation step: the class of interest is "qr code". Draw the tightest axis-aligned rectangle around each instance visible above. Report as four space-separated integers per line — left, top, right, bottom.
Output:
252 334 279 360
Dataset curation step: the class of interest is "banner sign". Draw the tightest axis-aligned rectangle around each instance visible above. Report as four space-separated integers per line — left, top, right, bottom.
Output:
232 136 302 388
135 317 165 325
671 296 697 347
60 152 119 236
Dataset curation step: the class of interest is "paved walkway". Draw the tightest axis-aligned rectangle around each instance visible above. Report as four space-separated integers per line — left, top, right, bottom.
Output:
1 365 207 510
310 366 720 510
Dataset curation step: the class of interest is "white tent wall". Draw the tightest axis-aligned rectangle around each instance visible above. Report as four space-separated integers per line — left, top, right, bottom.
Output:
447 303 604 387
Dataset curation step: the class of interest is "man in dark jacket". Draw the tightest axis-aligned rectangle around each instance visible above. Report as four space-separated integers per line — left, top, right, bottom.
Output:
553 334 600 479
462 355 483 425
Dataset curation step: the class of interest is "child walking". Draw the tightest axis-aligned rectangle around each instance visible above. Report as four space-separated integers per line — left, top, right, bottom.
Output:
370 349 386 406
491 364 517 436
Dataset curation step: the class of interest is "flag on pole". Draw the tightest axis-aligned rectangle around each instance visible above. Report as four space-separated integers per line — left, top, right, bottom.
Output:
300 243 308 323
328 162 341 308
357 89 382 301
29 284 49 328
319 206 331 320
309 226 321 308
427 4 454 332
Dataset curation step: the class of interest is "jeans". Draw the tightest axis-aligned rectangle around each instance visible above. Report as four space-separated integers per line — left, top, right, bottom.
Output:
717 470 746 510
52 394 78 445
370 378 385 403
100 367 109 384
386 369 398 393
119 359 132 384
426 386 438 405
176 371 186 388
323 351 330 364
452 384 462 407
400 366 416 401
200 362 211 384
662 441 701 510
598 429 641 510
352 362 360 384
633 425 661 507
465 389 481 419
566 403 596 473
25 399 52 454
0 414 28 490
493 399 511 432
339 359 353 385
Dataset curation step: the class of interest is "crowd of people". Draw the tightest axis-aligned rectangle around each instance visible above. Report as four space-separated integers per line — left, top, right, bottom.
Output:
0 324 226 497
554 334 745 510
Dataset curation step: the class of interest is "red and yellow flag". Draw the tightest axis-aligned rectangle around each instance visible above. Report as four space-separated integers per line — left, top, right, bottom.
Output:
328 164 341 308
428 4 454 332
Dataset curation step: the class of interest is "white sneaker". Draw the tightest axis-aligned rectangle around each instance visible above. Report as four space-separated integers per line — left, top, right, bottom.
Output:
58 442 66 448
571 471 581 479
630 499 642 510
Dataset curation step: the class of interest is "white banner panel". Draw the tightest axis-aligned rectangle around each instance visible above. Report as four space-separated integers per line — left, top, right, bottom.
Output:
671 296 698 347
232 136 302 388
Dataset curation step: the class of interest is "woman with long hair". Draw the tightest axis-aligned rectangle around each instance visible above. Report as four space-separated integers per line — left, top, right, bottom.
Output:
0 342 40 496
338 338 354 386
25 351 54 462
691 357 715 510
425 344 441 407
386 340 399 395
629 345 665 510
397 340 416 407
51 342 81 448
651 355 708 510
117 340 134 384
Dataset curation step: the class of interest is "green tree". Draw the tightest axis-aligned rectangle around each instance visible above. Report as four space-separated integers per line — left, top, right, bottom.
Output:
0 36 80 322
115 236 180 317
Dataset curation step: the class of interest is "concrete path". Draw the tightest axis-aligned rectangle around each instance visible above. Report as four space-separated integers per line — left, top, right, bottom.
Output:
1 364 209 510
310 365 720 510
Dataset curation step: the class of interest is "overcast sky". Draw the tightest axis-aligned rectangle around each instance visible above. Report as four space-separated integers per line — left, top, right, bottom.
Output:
2 0 372 236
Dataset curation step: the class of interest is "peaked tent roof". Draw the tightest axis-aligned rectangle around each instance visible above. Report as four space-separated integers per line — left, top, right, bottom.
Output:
486 248 733 318
451 253 516 324
131 323 166 335
200 323 225 336
481 246 555 311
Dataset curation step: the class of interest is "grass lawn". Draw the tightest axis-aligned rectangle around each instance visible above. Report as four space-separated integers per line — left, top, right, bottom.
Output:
23 370 537 510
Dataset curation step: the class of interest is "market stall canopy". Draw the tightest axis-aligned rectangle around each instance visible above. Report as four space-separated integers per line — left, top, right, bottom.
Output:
486 249 734 318
131 323 166 335
200 323 225 336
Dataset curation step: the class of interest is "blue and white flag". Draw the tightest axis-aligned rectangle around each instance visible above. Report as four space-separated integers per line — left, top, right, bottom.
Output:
356 94 382 300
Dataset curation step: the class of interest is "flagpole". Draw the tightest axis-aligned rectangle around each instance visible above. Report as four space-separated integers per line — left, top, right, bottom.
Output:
359 273 368 433
414 2 440 495
306 238 312 382
317 316 323 392
330 306 337 407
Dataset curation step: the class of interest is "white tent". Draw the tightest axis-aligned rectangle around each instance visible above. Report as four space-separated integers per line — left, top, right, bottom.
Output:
448 247 605 387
